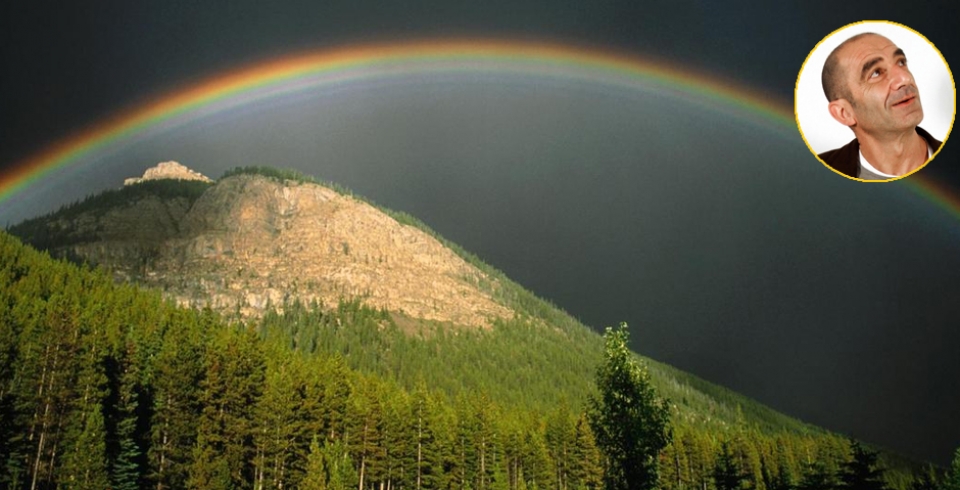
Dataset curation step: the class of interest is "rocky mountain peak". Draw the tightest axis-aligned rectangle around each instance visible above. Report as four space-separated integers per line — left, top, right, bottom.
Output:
14 170 512 329
123 161 212 186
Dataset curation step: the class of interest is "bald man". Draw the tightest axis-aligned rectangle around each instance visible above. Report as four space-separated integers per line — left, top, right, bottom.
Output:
818 32 941 180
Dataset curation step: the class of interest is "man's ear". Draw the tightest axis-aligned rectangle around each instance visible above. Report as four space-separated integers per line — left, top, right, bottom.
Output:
828 99 857 127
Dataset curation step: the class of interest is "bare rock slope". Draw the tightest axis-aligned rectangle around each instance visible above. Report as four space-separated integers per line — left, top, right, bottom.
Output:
27 164 512 328
123 160 212 185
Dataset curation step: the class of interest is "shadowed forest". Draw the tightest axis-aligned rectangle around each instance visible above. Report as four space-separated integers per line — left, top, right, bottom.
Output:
2 229 959 489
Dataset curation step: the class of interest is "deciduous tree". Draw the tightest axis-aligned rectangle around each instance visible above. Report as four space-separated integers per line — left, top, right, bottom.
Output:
587 323 671 490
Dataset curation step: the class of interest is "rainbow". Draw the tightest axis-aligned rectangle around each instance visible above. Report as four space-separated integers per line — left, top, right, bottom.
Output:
0 39 953 217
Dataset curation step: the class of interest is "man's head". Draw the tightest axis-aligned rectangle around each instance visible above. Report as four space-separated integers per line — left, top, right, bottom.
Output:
820 33 924 138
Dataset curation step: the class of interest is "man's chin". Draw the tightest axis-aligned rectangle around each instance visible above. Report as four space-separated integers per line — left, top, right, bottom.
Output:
890 106 924 131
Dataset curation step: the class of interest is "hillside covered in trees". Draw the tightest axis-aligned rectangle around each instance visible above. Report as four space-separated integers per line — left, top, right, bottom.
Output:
4 229 960 489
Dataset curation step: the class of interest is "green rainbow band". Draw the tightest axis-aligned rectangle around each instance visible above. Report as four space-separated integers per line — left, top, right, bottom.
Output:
0 39 953 220
0 40 788 204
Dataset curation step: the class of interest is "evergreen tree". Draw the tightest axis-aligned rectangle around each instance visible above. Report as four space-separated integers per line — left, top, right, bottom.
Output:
797 461 836 490
767 451 797 490
148 311 205 490
942 447 960 490
411 382 442 490
303 437 331 490
347 377 384 490
380 386 415 490
587 323 671 490
324 355 352 441
523 423 556 490
57 308 111 490
659 431 687 490
908 466 937 490
571 413 602 490
546 402 576 490
58 404 111 490
110 343 144 490
303 438 359 490
253 351 309 489
472 393 500 490
837 440 886 490
189 328 266 489
713 441 747 490
189 431 233 490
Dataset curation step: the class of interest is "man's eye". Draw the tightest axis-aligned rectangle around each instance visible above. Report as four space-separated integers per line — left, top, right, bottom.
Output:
871 69 881 78
898 59 907 66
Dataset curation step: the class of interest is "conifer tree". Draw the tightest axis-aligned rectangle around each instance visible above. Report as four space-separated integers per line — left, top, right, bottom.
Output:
325 355 352 441
411 383 441 490
253 351 309 489
942 448 960 490
837 440 887 490
381 386 415 490
524 426 556 490
908 466 937 490
347 377 384 490
148 311 205 490
303 438 359 490
713 441 747 490
546 402 576 490
189 431 233 490
303 437 331 490
190 328 266 489
571 413 602 490
472 393 500 490
110 353 144 490
767 450 797 490
52 305 109 490
797 461 836 490
587 323 671 490
453 394 479 490
59 404 111 490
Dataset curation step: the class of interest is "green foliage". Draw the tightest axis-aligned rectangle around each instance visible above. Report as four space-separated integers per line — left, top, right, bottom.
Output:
713 441 747 490
257 299 601 414
839 439 888 490
798 461 838 490
0 224 946 490
943 448 960 490
909 471 937 490
302 438 359 490
6 179 211 251
109 345 144 490
588 323 672 490
221 165 319 185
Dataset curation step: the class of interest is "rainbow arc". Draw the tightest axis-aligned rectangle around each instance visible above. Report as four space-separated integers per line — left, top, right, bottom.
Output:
0 40 953 218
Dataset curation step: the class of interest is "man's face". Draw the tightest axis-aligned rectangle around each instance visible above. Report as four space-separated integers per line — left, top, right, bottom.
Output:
838 34 924 135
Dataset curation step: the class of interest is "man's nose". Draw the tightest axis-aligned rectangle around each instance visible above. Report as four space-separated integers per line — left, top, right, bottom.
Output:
890 63 913 89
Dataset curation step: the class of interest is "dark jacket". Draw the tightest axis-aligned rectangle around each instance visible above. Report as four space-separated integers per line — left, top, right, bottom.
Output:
818 127 943 178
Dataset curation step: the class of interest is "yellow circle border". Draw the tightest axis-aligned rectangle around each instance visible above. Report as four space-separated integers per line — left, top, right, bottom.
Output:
795 20 957 183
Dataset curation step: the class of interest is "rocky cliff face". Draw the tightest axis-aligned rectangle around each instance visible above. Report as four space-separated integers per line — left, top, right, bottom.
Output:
17 165 511 329
123 161 212 186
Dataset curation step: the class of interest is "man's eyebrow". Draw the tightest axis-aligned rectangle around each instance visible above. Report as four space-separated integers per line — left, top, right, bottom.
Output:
860 48 907 81
860 57 884 80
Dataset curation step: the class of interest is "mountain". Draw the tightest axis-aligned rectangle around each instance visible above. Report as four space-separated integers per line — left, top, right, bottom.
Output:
5 163 929 488
13 163 509 327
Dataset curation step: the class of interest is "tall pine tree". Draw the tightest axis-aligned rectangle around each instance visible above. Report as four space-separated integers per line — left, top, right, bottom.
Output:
713 441 746 490
837 440 886 490
942 447 960 490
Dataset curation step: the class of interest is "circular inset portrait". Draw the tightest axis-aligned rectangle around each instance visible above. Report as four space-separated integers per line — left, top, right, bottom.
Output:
796 21 955 181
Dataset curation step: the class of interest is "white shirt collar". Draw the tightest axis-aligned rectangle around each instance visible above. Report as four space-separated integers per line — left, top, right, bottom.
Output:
859 143 933 178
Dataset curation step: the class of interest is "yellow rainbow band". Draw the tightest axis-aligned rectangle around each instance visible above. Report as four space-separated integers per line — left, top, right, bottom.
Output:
0 39 954 220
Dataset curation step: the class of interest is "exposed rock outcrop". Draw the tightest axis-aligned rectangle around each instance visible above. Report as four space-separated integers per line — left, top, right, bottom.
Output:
124 161 212 186
21 167 511 329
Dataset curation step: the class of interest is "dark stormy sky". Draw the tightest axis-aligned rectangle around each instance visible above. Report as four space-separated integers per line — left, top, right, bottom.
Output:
2 0 959 465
